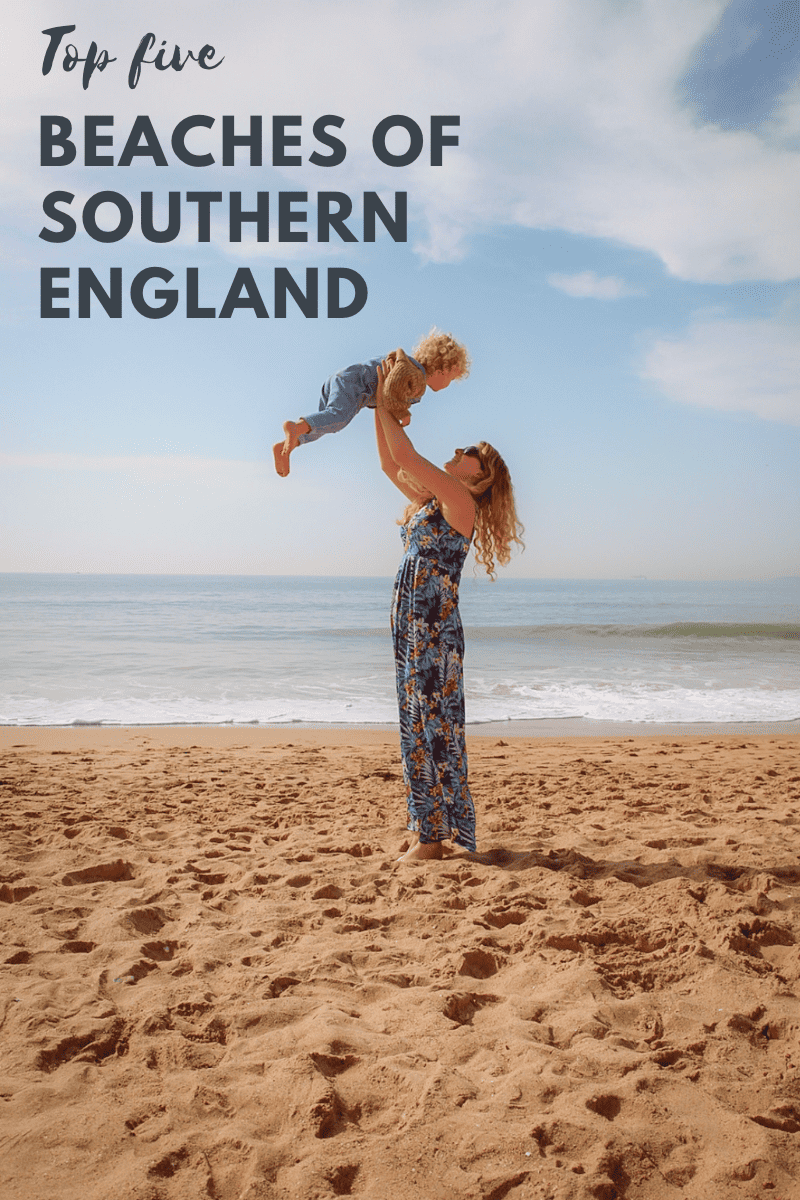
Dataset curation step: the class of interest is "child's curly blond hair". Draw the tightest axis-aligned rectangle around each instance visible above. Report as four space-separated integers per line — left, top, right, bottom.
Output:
381 330 470 421
412 328 470 380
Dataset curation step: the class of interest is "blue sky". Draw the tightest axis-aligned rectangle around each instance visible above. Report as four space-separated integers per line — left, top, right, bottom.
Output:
2 0 798 579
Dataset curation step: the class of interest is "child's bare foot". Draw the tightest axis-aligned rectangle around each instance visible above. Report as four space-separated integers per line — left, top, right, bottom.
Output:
273 440 290 477
396 839 443 863
273 420 308 477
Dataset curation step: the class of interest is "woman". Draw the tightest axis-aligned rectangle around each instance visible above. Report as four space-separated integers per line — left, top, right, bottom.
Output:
375 364 524 863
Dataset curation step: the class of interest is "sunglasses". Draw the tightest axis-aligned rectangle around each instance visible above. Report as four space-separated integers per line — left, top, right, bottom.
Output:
460 446 482 460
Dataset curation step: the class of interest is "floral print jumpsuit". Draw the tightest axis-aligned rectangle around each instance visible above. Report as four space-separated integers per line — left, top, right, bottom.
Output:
391 500 476 851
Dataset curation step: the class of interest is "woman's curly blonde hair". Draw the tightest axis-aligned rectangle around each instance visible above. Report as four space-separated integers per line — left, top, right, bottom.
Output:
412 327 470 379
464 442 525 578
400 442 524 579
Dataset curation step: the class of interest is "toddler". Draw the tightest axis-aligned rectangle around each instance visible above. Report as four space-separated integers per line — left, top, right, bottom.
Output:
273 329 470 476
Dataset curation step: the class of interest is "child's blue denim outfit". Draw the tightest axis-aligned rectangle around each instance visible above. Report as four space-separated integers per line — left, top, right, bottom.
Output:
297 356 426 444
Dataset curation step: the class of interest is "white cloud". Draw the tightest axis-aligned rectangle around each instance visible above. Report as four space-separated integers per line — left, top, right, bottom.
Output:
642 311 800 424
4 0 800 281
547 271 643 299
760 77 800 149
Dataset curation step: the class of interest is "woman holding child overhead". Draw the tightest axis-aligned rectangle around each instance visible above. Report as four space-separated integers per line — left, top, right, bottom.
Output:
374 341 524 863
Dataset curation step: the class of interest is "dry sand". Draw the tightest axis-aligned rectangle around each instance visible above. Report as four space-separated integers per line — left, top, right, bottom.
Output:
1 726 800 1200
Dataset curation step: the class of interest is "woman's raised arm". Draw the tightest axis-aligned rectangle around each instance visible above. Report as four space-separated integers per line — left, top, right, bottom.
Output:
375 365 476 538
375 408 426 502
374 361 430 502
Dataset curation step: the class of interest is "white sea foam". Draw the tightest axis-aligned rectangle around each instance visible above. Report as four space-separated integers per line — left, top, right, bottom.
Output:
2 679 798 727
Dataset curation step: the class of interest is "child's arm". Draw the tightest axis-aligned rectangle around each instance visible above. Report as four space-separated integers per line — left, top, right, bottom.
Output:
375 365 476 537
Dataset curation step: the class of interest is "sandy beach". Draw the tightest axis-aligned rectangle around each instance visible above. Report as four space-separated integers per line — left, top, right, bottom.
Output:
2 725 800 1200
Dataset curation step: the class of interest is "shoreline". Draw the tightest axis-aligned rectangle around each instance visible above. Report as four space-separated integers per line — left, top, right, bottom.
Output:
2 715 798 749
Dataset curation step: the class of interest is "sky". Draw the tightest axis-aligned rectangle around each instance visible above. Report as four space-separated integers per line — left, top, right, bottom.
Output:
1 0 798 579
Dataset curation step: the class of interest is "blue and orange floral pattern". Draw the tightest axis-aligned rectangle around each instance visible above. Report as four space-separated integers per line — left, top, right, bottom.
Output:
391 500 476 851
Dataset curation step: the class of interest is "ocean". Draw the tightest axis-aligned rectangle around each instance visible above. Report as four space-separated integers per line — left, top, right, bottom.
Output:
1 574 798 728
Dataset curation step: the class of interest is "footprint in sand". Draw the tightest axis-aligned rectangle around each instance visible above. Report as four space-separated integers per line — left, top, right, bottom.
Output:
123 906 171 935
62 860 134 886
0 884 38 903
442 993 501 1025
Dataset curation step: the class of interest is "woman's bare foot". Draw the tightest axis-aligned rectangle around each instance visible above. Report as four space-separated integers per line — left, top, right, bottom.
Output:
273 420 309 477
396 839 443 863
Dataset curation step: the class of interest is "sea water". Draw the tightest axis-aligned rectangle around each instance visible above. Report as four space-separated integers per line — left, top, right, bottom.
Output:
1 574 798 727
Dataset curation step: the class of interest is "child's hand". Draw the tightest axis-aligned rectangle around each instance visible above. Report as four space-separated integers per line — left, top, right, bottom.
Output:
375 359 388 409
